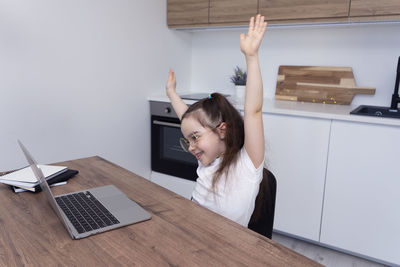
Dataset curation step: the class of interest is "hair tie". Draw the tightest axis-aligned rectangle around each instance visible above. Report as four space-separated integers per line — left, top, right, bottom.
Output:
208 94 212 99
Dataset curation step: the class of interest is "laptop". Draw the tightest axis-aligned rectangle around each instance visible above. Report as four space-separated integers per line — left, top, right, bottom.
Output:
18 140 151 239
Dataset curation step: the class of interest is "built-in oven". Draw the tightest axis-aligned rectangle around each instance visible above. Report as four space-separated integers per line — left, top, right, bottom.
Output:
150 101 197 181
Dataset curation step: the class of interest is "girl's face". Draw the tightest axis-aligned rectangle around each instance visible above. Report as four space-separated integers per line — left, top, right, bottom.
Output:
180 116 226 166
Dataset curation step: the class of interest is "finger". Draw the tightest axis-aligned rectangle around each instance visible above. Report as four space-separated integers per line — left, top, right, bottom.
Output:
168 69 175 83
168 69 172 80
172 71 176 82
258 21 265 34
240 33 245 41
248 16 254 34
255 15 263 33
259 16 266 32
255 14 260 31
263 21 268 33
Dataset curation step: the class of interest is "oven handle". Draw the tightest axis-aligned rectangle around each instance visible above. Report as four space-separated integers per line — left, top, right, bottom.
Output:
152 120 181 128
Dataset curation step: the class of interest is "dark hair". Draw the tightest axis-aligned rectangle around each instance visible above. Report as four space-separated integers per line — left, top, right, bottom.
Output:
181 93 244 191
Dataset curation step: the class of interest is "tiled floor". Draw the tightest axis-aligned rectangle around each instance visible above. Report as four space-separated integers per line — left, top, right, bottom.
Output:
271 233 389 267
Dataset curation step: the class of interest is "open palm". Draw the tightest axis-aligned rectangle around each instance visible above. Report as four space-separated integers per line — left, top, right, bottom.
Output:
240 14 267 57
166 68 177 95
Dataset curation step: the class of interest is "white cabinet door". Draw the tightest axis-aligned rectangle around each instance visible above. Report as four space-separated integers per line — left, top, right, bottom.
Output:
263 113 331 241
321 120 400 265
151 171 196 200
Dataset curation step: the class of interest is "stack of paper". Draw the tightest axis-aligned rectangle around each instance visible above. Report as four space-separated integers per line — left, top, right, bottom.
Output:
0 165 68 192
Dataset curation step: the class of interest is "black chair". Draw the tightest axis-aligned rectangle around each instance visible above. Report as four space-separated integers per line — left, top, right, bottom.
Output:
248 168 277 239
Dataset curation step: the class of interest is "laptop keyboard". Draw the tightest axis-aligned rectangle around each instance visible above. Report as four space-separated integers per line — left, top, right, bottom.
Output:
55 191 120 234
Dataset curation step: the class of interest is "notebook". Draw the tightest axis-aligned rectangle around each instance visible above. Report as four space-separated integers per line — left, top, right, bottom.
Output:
10 169 79 193
0 165 67 187
18 140 152 239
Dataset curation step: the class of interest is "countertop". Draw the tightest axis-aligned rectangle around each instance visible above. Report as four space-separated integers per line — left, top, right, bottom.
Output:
149 93 400 127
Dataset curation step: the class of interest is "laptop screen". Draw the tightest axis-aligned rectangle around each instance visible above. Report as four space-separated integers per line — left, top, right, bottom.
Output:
17 140 71 229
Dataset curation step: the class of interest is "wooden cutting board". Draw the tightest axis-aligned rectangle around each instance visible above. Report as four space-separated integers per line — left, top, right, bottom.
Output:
275 66 375 105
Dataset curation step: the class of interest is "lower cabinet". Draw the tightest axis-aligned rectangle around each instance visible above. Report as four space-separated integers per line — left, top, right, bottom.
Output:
320 120 400 265
263 113 331 241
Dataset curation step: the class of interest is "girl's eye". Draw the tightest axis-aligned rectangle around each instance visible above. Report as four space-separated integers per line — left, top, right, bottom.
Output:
189 134 199 143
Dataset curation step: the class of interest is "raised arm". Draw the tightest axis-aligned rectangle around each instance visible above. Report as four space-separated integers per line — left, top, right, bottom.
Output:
166 69 188 120
240 15 267 168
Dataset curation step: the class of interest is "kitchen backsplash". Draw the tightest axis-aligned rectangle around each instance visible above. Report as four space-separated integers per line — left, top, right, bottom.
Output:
189 23 400 107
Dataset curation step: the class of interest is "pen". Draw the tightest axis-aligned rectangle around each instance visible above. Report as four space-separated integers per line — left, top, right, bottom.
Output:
50 181 67 187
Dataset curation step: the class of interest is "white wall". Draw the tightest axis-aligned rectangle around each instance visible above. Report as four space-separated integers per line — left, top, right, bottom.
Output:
0 0 192 178
3 1 399 179
190 23 400 106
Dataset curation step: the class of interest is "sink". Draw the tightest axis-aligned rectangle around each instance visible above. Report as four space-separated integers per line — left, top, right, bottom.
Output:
350 105 400 119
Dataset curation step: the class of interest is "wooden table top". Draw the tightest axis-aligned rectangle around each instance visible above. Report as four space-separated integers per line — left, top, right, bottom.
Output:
0 156 321 266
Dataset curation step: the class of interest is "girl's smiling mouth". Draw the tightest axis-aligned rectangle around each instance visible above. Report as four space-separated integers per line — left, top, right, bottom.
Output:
194 152 203 161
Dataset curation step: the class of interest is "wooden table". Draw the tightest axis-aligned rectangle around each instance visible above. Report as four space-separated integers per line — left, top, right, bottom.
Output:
0 156 321 266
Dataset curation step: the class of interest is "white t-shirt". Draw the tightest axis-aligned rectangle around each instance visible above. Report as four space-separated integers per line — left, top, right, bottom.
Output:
191 147 264 227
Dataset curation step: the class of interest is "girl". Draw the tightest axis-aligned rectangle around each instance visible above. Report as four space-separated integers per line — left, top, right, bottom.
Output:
166 15 267 227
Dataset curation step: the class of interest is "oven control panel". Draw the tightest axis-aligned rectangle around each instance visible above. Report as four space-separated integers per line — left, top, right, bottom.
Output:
150 101 179 119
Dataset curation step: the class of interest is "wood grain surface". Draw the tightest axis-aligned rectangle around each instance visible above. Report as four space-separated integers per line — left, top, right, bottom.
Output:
209 0 258 23
167 0 209 26
259 0 350 20
275 65 375 105
350 0 400 16
0 156 322 266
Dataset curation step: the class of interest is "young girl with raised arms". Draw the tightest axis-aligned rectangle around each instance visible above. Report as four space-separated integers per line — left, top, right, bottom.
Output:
166 15 267 227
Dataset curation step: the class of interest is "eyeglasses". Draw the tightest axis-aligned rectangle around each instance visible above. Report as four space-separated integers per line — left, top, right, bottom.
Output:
179 125 220 152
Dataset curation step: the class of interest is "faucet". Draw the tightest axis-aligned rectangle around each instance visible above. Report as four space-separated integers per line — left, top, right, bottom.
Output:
390 56 400 110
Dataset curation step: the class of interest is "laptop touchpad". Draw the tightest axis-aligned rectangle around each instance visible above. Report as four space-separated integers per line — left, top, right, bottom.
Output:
102 194 136 210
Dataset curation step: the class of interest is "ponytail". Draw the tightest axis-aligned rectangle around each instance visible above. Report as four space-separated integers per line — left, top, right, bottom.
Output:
182 93 244 191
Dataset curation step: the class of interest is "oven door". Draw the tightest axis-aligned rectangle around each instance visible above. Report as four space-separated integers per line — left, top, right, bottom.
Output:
151 115 198 181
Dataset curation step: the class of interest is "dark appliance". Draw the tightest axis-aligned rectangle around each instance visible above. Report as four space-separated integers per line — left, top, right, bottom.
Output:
150 101 197 181
390 56 400 110
350 56 400 119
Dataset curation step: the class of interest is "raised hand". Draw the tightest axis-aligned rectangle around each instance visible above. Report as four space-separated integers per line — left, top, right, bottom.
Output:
165 68 188 120
240 14 267 57
166 68 177 96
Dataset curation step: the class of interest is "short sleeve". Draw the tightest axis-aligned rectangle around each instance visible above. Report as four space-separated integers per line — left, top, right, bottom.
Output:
239 147 264 182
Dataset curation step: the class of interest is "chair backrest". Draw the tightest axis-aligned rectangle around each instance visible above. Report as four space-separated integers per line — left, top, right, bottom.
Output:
248 168 277 239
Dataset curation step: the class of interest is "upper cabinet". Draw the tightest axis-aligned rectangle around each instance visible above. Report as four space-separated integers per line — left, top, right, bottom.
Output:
350 0 400 16
167 0 400 28
167 0 209 26
259 0 350 21
209 0 258 24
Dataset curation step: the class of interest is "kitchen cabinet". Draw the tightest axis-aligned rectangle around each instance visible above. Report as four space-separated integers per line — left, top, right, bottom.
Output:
262 113 331 241
167 0 400 28
151 171 196 200
209 0 258 24
167 0 209 26
259 0 350 21
350 0 400 17
320 120 400 265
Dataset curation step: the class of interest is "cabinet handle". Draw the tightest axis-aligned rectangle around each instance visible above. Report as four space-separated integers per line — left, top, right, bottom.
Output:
153 120 181 128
